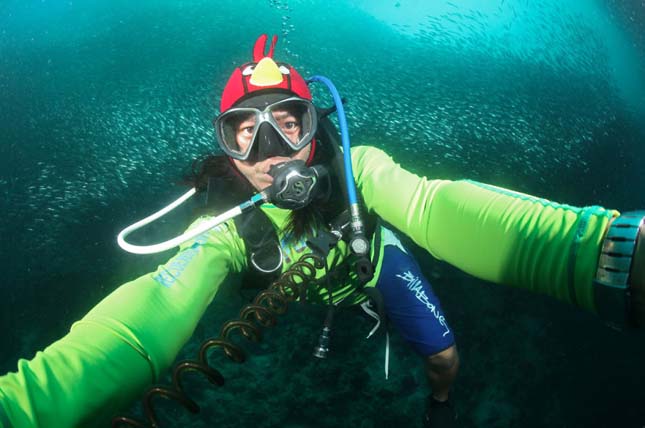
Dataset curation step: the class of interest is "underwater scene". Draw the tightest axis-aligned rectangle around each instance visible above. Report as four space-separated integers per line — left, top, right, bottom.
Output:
1 0 644 427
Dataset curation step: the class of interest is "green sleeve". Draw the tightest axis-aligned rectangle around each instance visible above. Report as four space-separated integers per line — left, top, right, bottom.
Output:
352 145 618 311
0 219 246 428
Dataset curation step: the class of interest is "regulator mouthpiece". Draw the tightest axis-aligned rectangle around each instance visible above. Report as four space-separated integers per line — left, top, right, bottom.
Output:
266 160 328 210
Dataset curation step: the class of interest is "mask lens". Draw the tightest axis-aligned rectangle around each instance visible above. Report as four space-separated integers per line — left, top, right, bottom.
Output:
216 109 259 159
267 99 317 149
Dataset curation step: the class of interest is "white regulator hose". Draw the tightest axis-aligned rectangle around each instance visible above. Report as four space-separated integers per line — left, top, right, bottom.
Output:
117 187 248 254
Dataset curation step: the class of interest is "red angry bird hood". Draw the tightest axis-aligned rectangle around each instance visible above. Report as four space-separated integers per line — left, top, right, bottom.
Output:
219 34 312 112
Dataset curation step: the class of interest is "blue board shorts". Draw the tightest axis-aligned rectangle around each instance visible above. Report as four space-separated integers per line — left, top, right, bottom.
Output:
375 229 455 356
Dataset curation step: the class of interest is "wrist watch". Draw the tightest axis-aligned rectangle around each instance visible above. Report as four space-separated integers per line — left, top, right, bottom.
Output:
593 211 645 326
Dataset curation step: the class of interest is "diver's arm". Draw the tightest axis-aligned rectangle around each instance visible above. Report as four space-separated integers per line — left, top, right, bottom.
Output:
0 219 245 428
351 145 618 313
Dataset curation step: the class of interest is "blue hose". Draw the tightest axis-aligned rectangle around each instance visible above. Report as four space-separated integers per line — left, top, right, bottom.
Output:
307 75 358 206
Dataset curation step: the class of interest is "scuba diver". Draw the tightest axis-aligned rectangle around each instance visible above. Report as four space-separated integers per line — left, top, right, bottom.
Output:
0 34 644 428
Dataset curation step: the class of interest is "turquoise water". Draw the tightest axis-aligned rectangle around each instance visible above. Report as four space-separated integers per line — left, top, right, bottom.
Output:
1 1 644 427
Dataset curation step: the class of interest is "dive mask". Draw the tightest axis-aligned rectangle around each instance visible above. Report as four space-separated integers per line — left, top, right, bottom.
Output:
214 96 317 161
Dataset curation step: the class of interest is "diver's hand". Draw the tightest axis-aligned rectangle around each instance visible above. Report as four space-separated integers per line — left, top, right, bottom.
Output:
630 223 645 326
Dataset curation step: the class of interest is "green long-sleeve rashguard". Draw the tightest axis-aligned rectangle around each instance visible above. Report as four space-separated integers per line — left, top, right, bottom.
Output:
0 145 617 428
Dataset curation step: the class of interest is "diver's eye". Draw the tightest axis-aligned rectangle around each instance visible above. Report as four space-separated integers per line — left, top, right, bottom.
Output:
242 65 256 76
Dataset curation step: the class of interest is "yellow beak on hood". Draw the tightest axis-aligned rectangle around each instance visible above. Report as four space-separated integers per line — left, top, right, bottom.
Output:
250 57 285 86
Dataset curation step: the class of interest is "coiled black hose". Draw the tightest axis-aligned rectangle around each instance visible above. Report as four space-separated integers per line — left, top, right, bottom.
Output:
111 253 324 428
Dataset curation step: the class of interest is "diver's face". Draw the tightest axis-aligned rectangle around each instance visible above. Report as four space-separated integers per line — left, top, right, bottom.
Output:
232 108 311 191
